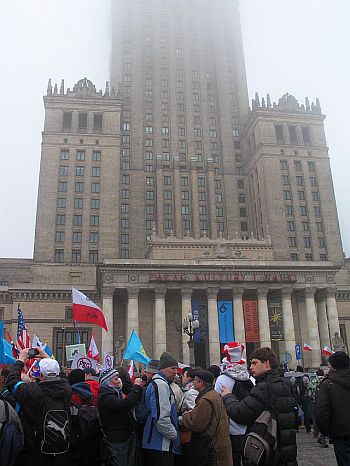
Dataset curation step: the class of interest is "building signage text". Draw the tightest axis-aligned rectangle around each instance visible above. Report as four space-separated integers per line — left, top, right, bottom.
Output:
148 272 296 283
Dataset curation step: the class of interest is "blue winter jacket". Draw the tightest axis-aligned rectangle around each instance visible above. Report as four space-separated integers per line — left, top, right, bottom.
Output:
142 372 180 454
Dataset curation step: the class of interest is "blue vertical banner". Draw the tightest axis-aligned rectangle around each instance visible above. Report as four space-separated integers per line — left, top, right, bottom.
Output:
191 300 204 343
218 301 234 343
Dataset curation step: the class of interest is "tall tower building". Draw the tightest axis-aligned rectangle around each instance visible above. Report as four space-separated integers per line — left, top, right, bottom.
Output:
111 0 250 258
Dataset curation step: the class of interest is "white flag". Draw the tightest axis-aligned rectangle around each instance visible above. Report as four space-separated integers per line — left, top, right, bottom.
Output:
32 334 44 349
87 335 99 361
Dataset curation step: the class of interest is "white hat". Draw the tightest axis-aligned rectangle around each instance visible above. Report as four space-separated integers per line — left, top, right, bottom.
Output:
39 358 60 378
222 342 246 366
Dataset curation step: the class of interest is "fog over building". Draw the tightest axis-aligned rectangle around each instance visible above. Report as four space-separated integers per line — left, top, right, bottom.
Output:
1 0 349 367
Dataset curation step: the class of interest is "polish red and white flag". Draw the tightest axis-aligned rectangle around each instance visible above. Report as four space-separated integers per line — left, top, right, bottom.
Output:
128 360 135 382
72 288 108 331
87 334 100 362
303 343 312 351
322 345 335 357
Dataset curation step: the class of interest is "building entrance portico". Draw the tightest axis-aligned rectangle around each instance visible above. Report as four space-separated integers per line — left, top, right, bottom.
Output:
98 257 342 368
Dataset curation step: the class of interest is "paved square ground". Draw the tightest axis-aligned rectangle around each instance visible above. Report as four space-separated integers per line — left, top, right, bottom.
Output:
297 430 337 465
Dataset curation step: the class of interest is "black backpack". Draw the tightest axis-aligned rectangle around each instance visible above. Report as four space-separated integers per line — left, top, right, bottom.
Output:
72 400 100 440
0 399 23 465
293 376 306 404
37 392 71 455
243 382 279 466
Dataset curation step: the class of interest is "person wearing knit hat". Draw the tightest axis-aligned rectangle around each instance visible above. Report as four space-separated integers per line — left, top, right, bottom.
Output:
315 351 350 464
142 351 181 462
98 367 142 465
214 342 253 465
68 368 86 386
182 368 232 466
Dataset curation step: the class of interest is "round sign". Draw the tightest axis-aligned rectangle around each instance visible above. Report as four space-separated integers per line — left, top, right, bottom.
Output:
281 352 292 364
77 357 92 370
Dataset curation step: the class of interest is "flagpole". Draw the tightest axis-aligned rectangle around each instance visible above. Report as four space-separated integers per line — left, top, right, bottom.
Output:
74 320 81 344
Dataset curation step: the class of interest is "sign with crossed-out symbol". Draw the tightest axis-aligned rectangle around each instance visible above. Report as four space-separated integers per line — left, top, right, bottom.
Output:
77 357 92 370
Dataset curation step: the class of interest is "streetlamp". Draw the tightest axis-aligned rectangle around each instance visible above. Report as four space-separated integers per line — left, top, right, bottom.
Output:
183 313 199 367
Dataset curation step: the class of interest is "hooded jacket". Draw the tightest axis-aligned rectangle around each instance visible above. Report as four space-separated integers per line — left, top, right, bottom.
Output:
215 364 252 435
142 372 180 454
223 369 298 466
314 367 350 439
6 360 72 465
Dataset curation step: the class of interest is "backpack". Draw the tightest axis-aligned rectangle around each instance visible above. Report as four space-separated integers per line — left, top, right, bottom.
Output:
134 388 150 424
72 400 100 440
293 376 306 404
243 382 278 466
0 400 23 465
37 392 71 455
232 379 254 402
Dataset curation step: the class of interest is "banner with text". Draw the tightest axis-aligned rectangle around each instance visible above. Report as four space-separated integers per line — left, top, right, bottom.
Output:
217 301 234 343
243 300 260 342
268 299 284 341
191 300 207 343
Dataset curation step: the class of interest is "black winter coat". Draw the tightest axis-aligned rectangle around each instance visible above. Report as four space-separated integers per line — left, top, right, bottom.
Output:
98 384 141 443
223 369 298 466
314 368 350 439
7 360 72 466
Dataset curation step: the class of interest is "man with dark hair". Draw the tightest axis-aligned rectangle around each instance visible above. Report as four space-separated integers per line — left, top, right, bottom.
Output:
221 347 298 466
315 351 350 465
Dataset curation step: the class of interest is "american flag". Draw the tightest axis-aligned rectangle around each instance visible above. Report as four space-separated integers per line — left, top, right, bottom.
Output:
17 304 31 350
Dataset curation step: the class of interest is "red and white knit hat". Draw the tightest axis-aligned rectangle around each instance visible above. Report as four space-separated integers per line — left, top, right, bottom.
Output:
222 342 246 366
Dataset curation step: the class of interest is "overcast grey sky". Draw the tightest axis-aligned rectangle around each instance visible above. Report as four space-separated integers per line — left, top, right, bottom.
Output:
0 0 349 258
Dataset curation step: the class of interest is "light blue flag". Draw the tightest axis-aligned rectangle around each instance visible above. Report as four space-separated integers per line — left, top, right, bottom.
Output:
0 321 16 365
43 343 55 359
123 330 150 364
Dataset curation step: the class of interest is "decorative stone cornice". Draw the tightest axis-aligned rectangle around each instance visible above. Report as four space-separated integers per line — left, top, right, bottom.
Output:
304 287 316 297
127 287 139 299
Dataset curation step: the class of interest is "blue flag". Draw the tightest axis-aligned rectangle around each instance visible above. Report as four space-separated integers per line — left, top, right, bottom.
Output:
123 330 150 364
0 321 16 365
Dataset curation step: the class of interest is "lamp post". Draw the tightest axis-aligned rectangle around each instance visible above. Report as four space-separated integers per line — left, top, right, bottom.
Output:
182 313 199 367
61 325 66 367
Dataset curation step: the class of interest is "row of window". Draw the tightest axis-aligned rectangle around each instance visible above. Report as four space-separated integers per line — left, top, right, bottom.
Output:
288 236 326 248
54 249 99 263
284 204 319 216
287 219 324 231
280 160 315 172
58 182 101 193
63 112 102 133
281 175 318 187
290 253 327 261
283 190 319 202
56 215 100 226
57 198 100 209
60 149 101 161
275 125 311 145
55 231 99 243
59 166 100 177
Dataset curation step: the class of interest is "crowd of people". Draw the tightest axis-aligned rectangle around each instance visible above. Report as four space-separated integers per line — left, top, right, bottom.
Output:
0 343 349 466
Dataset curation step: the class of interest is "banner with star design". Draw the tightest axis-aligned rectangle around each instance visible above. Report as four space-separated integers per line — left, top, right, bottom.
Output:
268 299 284 341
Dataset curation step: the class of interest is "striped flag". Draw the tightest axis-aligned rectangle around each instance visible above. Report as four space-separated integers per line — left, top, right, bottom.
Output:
322 345 335 357
17 304 31 350
303 343 312 351
127 360 135 382
87 334 99 362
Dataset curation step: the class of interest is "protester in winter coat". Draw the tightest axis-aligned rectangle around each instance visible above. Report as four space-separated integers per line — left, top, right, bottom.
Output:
7 348 72 466
84 367 99 399
221 347 298 466
182 370 232 466
215 342 253 465
180 367 198 412
0 398 24 465
98 368 142 466
68 368 100 466
290 365 312 432
315 351 350 466
142 351 181 466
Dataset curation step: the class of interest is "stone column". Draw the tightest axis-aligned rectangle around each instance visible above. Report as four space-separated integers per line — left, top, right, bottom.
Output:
126 287 139 340
102 291 114 355
305 287 321 367
207 288 220 364
232 288 246 356
154 288 167 358
281 288 296 366
317 294 330 349
257 288 271 347
326 287 341 342
181 288 192 365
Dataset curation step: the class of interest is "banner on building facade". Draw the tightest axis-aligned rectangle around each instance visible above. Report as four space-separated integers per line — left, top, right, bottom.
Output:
243 300 260 342
268 300 284 341
217 301 234 343
191 300 207 343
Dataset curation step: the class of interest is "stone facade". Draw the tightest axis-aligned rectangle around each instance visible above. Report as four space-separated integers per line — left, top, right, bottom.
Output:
0 1 349 368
